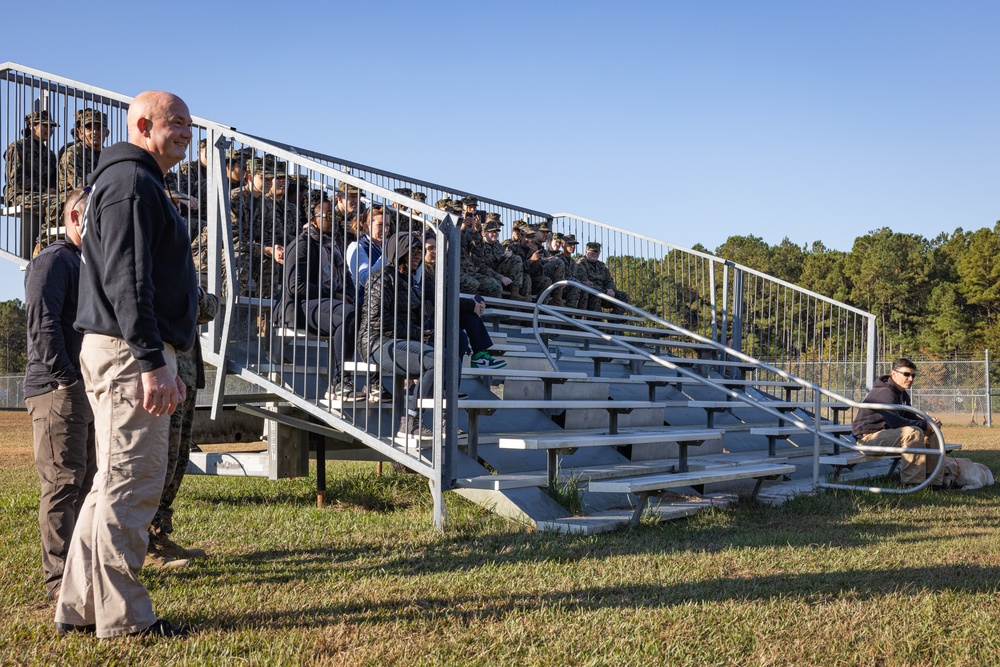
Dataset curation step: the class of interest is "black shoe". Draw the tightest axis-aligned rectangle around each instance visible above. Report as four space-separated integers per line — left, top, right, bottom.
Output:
326 379 365 403
128 618 191 638
367 385 393 403
397 416 434 440
55 622 96 636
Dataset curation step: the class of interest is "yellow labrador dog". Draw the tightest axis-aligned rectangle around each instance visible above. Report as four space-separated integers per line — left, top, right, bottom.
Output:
941 457 995 491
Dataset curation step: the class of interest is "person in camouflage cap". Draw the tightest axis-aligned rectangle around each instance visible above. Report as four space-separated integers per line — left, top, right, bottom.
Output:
577 241 630 314
3 110 62 259
505 224 562 304
525 222 568 305
457 212 502 298
481 218 531 301
58 108 109 193
146 287 219 567
188 145 250 289
554 234 586 309
335 180 363 247
229 157 298 298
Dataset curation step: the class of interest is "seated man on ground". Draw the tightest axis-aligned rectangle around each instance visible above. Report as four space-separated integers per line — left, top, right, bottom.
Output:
279 198 363 401
851 358 946 487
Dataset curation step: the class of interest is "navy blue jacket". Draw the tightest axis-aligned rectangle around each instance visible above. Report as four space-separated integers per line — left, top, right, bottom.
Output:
75 142 197 371
23 240 84 398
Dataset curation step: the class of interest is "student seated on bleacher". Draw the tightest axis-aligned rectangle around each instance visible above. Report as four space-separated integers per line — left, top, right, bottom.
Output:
413 233 506 370
577 241 630 314
277 199 364 401
3 111 63 258
361 232 493 440
851 358 946 487
346 205 389 307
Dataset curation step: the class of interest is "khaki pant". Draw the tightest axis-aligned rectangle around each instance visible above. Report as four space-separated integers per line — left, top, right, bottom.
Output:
54 334 176 637
858 426 944 485
26 382 96 599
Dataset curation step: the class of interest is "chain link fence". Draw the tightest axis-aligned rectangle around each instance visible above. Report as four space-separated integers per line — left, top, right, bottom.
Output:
1 357 996 424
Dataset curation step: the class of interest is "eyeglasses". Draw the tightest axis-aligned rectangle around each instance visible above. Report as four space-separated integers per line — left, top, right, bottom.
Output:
895 370 917 378
69 185 92 211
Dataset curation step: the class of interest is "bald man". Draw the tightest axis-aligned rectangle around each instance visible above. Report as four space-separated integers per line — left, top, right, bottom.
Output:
54 91 198 639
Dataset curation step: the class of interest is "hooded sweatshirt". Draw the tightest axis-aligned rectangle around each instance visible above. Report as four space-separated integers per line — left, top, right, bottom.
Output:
75 141 197 372
851 374 928 438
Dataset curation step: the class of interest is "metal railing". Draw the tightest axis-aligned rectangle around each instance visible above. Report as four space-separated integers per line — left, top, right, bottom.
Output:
0 62 465 528
550 213 878 392
533 280 946 495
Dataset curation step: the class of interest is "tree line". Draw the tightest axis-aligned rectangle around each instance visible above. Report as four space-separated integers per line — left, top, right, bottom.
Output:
700 224 1000 359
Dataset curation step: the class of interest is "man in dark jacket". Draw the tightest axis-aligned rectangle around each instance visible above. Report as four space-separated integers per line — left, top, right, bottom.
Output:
55 90 197 639
279 198 363 401
24 188 96 603
852 358 944 486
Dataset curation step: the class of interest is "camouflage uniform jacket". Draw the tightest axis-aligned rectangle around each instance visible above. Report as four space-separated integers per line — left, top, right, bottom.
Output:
57 140 101 192
3 133 58 205
480 238 513 281
576 257 617 292
507 239 545 276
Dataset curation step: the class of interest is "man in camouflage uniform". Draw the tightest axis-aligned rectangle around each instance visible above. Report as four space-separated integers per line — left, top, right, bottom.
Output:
146 287 219 568
554 233 586 310
505 222 560 304
458 204 501 297
57 108 109 193
336 181 362 249
187 146 249 289
522 222 567 306
3 110 63 259
481 215 531 301
577 241 630 314
230 158 298 298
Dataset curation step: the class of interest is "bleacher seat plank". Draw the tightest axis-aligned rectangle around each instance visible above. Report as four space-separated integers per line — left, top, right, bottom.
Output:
498 428 723 450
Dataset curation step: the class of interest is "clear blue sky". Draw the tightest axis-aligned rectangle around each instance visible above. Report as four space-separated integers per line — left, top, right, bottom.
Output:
2 0 997 301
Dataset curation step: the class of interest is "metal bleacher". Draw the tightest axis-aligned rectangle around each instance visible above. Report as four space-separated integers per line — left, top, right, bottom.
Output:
1 63 957 533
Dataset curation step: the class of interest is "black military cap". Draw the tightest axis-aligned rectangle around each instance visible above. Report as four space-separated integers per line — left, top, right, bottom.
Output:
411 192 427 202
562 234 579 247
461 195 478 207
586 241 601 252
484 220 502 232
394 186 413 197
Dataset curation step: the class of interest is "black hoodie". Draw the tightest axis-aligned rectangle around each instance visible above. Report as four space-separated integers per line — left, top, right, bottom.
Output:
75 141 197 372
851 374 928 438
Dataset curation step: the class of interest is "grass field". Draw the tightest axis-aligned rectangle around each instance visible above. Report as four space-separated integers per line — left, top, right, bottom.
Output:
3 410 1000 666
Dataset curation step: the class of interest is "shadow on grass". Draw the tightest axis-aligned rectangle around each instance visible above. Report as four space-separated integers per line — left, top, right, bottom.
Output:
196 562 1000 631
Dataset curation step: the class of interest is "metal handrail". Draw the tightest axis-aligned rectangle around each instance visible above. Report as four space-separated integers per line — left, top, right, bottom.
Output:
532 280 945 495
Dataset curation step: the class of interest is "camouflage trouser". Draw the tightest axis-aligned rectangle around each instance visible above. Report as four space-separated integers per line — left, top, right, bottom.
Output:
496 255 532 300
11 192 63 259
584 289 631 315
562 282 584 310
150 387 197 537
460 272 502 298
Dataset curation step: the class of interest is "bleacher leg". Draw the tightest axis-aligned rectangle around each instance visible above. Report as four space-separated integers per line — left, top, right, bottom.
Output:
629 491 652 527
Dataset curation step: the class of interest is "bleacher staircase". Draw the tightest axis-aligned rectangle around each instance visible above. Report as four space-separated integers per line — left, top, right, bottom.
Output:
0 62 954 533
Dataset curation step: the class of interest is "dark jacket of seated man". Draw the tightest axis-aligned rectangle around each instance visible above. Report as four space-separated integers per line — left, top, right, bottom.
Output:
277 224 356 333
851 374 927 439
